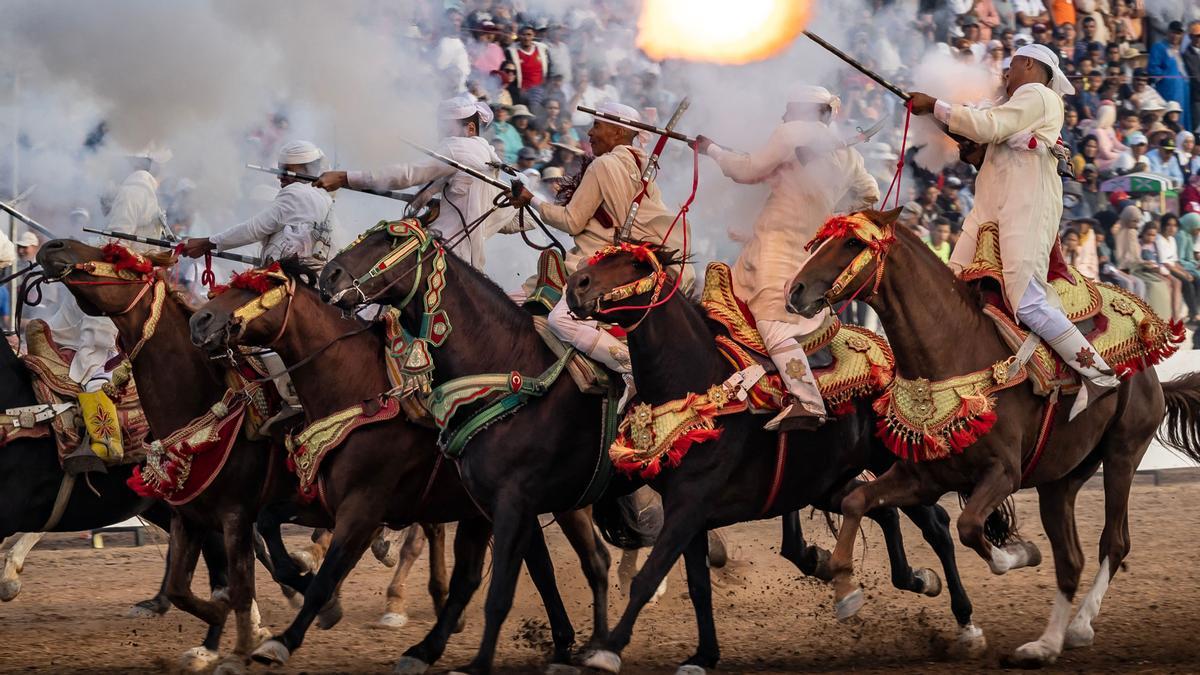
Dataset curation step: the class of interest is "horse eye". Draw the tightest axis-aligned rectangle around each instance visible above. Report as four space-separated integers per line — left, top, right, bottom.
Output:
846 238 866 251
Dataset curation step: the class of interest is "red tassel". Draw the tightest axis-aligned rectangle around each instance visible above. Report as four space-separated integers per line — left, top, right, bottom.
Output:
101 243 154 275
227 262 283 294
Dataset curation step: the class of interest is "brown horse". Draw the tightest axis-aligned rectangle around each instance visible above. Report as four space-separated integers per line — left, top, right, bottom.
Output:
188 259 612 673
789 208 1200 666
36 240 333 671
564 244 979 673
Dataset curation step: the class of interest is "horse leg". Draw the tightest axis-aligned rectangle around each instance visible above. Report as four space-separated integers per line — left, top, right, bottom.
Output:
863 505 943 597
423 522 449 615
396 516 492 673
292 527 331 574
125 502 179 617
1064 435 1149 651
371 526 401 567
378 523 428 629
0 533 44 601
779 511 832 580
256 506 312 593
251 501 378 667
1006 477 1087 667
958 463 1039 574
223 512 266 658
679 527 719 674
900 504 985 657
554 508 612 647
165 518 229 671
521 520 578 668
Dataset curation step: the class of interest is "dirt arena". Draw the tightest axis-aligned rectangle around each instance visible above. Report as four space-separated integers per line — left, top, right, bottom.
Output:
2 477 1198 674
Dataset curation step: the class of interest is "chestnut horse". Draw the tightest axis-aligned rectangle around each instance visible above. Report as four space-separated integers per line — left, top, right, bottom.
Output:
789 209 1200 666
36 240 336 670
188 259 612 672
564 245 979 673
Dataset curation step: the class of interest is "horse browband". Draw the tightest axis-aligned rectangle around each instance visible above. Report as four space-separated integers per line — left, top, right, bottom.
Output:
58 246 166 359
810 213 895 305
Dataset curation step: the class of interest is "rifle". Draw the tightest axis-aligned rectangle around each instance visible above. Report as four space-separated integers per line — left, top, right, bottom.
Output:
0 199 58 240
247 164 414 202
82 228 261 265
617 97 691 242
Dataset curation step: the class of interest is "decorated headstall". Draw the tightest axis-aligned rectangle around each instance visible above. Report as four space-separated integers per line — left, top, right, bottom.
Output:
56 243 168 360
804 212 896 305
586 242 669 311
210 263 295 346
337 219 451 379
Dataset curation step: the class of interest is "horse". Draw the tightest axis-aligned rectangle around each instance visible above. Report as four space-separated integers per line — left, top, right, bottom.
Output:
563 243 979 673
188 258 612 672
788 208 1200 666
0 318 230 618
321 220 627 673
35 239 338 670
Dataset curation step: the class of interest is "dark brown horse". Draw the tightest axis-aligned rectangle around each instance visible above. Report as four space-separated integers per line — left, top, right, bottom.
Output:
36 240 332 671
789 209 1200 666
564 245 978 673
321 223 624 673
188 259 612 673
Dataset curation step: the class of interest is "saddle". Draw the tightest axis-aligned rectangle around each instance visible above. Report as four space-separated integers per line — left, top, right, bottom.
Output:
18 319 150 465
700 262 895 415
960 222 1184 396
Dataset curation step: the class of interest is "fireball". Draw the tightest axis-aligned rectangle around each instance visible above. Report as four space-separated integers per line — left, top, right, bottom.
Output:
637 0 813 65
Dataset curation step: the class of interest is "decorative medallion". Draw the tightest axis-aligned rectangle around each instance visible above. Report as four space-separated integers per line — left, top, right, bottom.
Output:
846 334 872 353
1075 346 1097 369
1111 296 1136 316
509 371 523 392
630 402 655 451
785 358 808 381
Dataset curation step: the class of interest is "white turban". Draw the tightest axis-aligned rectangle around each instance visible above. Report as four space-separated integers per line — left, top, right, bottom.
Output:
789 85 840 117
1013 44 1075 96
591 102 647 143
438 94 494 128
130 142 172 164
277 140 324 166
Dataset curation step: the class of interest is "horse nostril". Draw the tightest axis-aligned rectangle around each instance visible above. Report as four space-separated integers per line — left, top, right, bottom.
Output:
577 274 590 290
193 311 212 332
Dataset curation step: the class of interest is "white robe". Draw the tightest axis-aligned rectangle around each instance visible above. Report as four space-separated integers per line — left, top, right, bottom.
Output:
44 293 118 392
347 136 519 270
945 82 1064 310
707 121 879 323
107 170 165 241
210 182 337 263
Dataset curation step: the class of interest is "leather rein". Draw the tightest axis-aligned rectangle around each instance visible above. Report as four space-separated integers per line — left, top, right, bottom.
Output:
804 213 896 314
52 253 168 361
586 243 671 332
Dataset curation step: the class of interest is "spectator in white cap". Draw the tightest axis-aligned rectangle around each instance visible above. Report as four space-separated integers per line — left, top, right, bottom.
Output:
910 43 1121 422
1116 131 1151 173
692 84 879 431
183 140 339 264
108 142 171 243
313 94 518 270
509 100 693 380
15 232 39 264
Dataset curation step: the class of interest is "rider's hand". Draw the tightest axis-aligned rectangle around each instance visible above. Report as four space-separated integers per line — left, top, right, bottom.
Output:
180 237 215 258
908 92 937 116
510 183 534 208
693 134 715 155
313 171 349 192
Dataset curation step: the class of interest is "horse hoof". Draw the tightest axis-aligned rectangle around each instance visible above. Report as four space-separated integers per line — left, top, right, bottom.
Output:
676 665 707 675
1004 639 1059 668
392 656 430 674
291 549 319 574
647 578 668 606
950 623 988 659
213 657 247 675
373 537 399 568
317 599 344 630
1019 541 1043 568
545 663 581 675
988 541 1042 575
372 612 409 630
581 649 622 673
915 568 943 598
126 598 169 618
835 588 865 621
250 639 291 666
0 579 22 602
179 647 221 672
809 548 834 582
283 587 304 609
1064 622 1095 650
211 587 230 604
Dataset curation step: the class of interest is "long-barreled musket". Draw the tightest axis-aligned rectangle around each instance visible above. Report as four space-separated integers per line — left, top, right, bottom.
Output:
577 105 699 145
0 199 58 240
802 31 911 102
617 97 691 242
82 228 260 265
247 164 413 203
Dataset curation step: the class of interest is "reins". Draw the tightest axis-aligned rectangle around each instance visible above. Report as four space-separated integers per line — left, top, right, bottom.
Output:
51 249 169 361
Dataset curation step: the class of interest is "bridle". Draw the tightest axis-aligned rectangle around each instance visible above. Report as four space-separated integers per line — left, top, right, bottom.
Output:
54 245 168 361
585 242 670 332
216 266 297 350
803 212 897 313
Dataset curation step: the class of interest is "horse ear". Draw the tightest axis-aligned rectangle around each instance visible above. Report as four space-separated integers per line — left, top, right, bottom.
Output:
877 207 903 226
145 249 178 268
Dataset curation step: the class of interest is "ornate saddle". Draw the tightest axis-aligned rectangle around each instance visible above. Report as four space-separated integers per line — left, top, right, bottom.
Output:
960 222 1184 396
700 262 895 415
18 319 150 465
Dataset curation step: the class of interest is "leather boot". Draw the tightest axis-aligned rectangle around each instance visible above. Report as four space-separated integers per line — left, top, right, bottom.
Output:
1047 326 1120 420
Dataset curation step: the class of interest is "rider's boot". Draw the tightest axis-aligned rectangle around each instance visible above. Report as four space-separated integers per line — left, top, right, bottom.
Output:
1047 326 1120 420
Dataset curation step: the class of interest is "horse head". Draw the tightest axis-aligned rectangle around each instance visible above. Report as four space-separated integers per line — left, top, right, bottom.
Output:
788 208 902 319
565 242 683 328
189 259 319 354
36 239 175 318
320 206 440 311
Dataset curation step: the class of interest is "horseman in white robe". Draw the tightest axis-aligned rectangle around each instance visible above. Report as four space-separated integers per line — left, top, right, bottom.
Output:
182 141 338 264
696 86 880 431
108 144 172 243
909 44 1118 418
313 94 519 269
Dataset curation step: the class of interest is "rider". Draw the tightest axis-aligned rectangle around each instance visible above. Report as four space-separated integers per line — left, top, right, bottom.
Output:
312 94 519 269
908 44 1118 418
181 141 338 265
510 101 693 376
108 144 173 242
695 86 880 431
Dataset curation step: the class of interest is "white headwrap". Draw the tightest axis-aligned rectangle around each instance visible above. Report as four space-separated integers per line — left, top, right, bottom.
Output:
789 85 841 118
277 140 324 166
1013 44 1075 96
591 102 648 144
130 142 172 164
438 94 494 128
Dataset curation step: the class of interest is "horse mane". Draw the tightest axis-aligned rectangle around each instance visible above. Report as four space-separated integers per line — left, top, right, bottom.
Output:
889 220 987 310
101 243 176 272
277 256 324 289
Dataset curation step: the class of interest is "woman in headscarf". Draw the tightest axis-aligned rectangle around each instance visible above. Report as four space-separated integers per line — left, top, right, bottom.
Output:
1082 101 1128 173
1115 204 1172 316
1175 212 1200 319
1177 131 1197 182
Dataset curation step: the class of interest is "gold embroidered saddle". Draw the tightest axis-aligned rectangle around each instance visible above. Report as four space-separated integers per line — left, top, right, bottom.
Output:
701 262 895 414
960 222 1183 395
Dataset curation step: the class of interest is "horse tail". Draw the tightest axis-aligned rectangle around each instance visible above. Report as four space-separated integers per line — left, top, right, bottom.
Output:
593 486 662 551
958 493 1020 548
1157 372 1200 465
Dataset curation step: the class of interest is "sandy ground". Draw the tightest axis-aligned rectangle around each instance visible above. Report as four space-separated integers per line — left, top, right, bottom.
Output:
2 477 1199 674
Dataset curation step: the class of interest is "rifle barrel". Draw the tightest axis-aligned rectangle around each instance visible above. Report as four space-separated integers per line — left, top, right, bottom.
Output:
247 164 412 202
802 31 911 102
576 106 698 145
82 228 260 265
0 199 58 239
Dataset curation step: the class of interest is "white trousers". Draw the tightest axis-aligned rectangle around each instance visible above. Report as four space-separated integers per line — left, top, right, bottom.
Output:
548 296 631 373
759 319 825 414
1015 281 1074 340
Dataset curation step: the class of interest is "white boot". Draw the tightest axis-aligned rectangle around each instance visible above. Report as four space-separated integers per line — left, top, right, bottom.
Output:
1047 326 1120 420
763 338 826 432
585 329 632 374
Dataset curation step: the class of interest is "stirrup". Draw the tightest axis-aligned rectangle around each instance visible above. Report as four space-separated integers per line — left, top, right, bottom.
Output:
764 402 825 432
1068 375 1118 421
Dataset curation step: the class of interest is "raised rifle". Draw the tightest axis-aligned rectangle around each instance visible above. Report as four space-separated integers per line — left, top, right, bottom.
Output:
0 199 58 240
616 97 691 242
247 164 414 202
82 228 261 265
